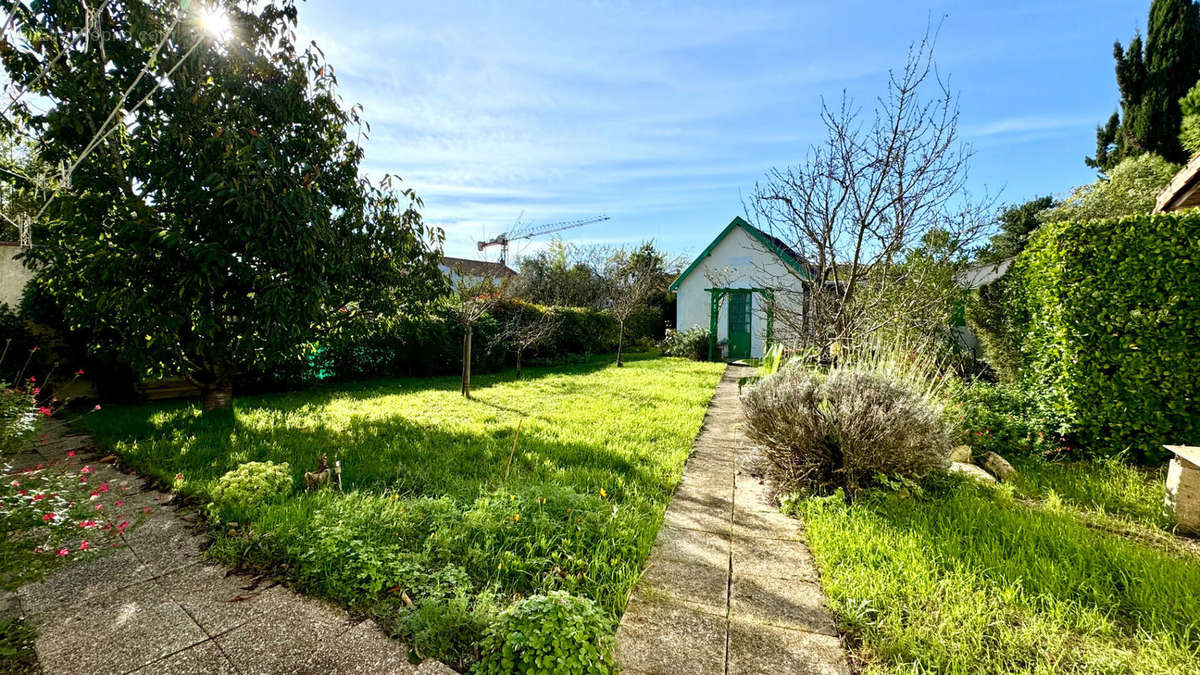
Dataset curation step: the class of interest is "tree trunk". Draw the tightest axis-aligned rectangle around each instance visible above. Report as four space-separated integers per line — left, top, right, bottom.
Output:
515 347 523 379
199 373 234 412
461 324 473 398
616 320 625 367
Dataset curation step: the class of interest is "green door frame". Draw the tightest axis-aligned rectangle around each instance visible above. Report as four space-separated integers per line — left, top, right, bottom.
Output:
706 287 774 361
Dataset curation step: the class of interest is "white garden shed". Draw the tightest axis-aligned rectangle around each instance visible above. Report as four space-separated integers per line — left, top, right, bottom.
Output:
670 217 809 360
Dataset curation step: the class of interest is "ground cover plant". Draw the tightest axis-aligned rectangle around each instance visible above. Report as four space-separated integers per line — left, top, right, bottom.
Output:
80 355 724 669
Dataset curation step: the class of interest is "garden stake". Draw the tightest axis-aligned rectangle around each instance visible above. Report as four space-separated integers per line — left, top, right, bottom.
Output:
503 418 523 482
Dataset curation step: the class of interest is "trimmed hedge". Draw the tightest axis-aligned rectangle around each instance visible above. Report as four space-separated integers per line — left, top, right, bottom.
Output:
1009 212 1200 463
312 299 621 382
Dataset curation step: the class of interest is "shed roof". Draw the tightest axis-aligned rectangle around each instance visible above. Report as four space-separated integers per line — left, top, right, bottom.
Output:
668 217 809 292
1155 153 1200 212
440 256 517 279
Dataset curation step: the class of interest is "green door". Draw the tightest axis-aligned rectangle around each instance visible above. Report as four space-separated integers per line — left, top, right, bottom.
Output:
727 291 752 359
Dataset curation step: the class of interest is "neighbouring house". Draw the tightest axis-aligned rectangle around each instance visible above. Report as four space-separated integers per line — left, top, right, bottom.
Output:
1155 153 1200 212
0 242 33 309
670 217 809 360
439 256 517 286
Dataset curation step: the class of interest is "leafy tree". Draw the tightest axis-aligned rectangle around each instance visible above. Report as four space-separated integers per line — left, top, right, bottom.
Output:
1178 79 1200 154
977 196 1056 263
1042 154 1179 223
0 0 444 409
1089 0 1200 170
450 277 503 398
512 239 608 308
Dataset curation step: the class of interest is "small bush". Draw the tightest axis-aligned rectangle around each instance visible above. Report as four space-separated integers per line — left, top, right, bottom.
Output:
474 591 615 675
742 364 949 494
209 461 292 519
950 382 1066 459
662 326 710 361
403 592 498 669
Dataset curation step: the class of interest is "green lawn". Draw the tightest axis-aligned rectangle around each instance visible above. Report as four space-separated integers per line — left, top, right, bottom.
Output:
81 354 725 666
788 462 1200 674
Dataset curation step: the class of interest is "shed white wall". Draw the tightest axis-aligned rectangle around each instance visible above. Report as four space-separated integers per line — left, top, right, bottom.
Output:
674 226 805 359
0 245 32 309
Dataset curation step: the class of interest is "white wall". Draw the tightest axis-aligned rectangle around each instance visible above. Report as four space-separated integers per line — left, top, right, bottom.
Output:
674 225 805 359
0 245 32 310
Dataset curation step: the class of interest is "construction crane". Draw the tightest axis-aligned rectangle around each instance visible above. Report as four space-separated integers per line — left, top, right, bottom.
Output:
477 214 610 266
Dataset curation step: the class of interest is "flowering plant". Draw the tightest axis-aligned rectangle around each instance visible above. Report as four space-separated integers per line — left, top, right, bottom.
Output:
1 452 148 588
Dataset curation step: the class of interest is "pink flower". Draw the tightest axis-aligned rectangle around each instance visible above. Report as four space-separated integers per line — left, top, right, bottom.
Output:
75 369 84 376
57 548 68 557
37 406 52 417
42 513 55 521
92 404 102 411
115 499 124 506
31 346 38 352
17 489 26 496
9 480 18 488
94 503 103 510
33 493 44 501
79 541 89 551
32 387 40 395
99 483 109 493
28 375 36 382
67 451 75 457
143 507 152 514
80 466 92 474
117 521 130 533
174 473 183 482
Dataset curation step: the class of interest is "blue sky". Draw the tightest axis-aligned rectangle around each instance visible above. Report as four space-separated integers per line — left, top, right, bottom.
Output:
297 0 1145 264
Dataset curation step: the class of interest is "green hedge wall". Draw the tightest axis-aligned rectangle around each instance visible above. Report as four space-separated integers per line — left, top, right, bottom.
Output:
1009 212 1200 463
311 299 622 383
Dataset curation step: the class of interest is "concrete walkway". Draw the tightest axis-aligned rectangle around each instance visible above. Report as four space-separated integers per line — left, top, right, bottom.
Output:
8 421 451 675
617 364 850 675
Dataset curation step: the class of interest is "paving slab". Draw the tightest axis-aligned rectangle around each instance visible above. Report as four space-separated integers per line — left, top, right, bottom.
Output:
128 640 240 675
34 579 208 675
18 546 155 616
157 562 292 637
731 575 839 636
727 619 850 675
617 364 849 674
297 619 416 674
616 596 726 675
214 593 357 673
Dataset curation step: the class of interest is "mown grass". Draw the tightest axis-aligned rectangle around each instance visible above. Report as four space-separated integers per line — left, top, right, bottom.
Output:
788 466 1200 674
80 354 725 666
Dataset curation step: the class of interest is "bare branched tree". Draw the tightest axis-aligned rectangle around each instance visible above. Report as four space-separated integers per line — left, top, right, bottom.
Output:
450 274 505 398
605 248 659 367
749 26 992 356
494 302 559 378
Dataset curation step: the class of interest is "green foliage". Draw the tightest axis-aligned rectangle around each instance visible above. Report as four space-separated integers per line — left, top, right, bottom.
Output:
759 343 785 376
1008 211 1200 463
662 326 710 361
963 278 1021 383
475 591 615 675
1 0 445 407
978 196 1057 263
209 461 292 520
1179 79 1200 154
0 387 37 458
789 467 1200 673
1090 0 1200 169
949 381 1065 459
0 616 37 674
1042 154 1179 223
403 592 498 668
316 300 618 381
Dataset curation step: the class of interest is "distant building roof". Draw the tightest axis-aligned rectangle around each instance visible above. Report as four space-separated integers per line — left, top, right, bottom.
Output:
440 256 517 279
1155 153 1200 212
958 258 1013 289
